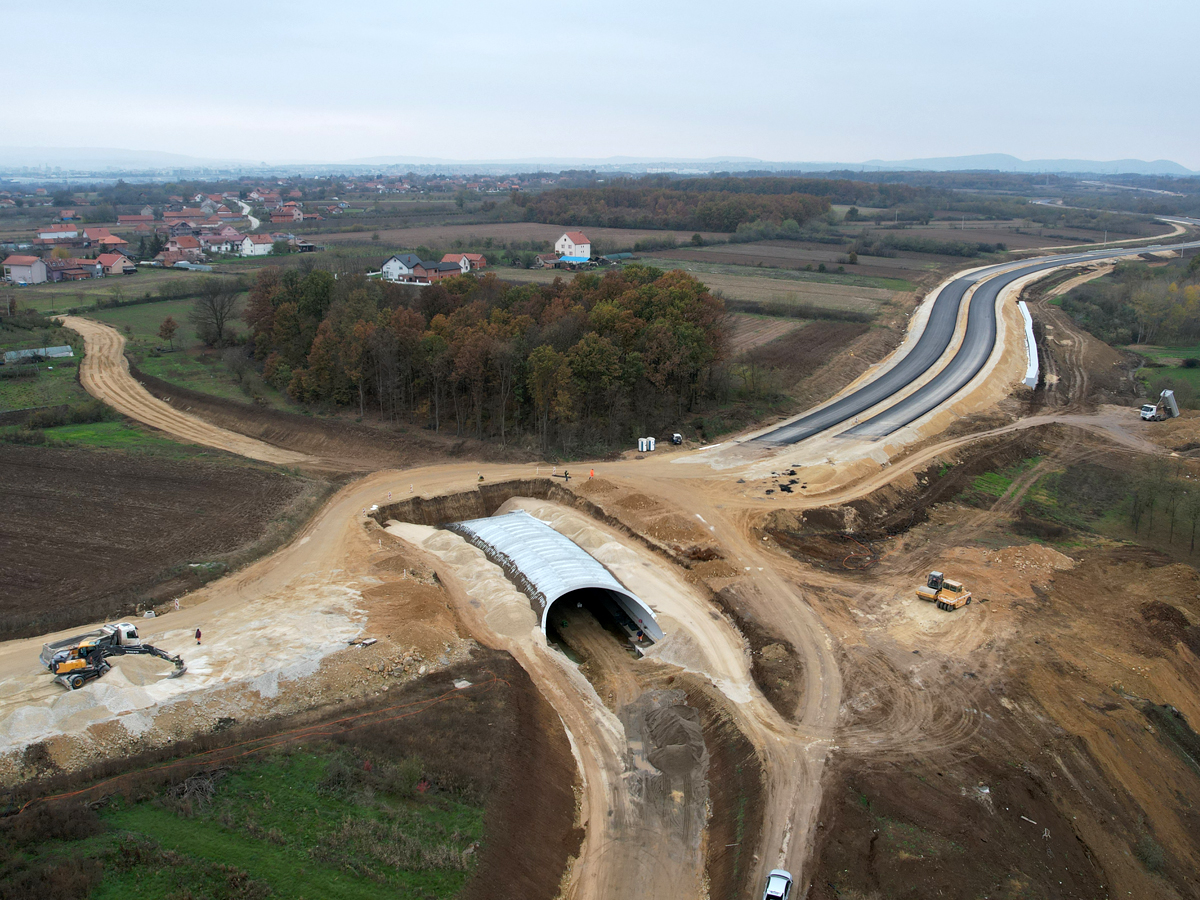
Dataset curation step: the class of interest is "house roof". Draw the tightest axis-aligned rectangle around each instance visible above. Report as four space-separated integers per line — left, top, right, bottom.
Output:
558 256 590 263
171 235 200 249
4 255 42 266
463 253 486 262
247 234 273 244
441 253 467 263
42 224 77 233
386 253 423 268
433 262 463 273
97 253 131 266
563 231 590 244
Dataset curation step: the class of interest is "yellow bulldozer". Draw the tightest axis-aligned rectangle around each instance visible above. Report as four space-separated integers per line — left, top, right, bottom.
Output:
915 571 972 611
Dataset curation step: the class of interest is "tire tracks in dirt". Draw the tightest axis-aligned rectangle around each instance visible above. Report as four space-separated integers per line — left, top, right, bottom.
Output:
61 316 314 467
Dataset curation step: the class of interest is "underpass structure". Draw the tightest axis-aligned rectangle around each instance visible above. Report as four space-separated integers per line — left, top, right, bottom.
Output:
450 509 664 641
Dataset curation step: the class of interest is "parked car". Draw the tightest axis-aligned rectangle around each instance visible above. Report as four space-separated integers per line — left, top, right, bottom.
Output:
762 868 793 900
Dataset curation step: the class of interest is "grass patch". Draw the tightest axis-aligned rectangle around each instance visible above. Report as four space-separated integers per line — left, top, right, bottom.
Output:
0 362 88 412
961 456 1042 506
874 815 965 860
4 744 483 900
90 297 220 347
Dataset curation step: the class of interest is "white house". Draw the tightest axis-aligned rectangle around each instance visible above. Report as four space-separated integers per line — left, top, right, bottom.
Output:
2 254 48 284
381 253 423 282
241 234 275 256
554 231 591 261
37 224 79 241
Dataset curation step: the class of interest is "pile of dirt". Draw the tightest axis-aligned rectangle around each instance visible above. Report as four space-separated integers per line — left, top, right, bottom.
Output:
1141 601 1200 656
0 444 323 639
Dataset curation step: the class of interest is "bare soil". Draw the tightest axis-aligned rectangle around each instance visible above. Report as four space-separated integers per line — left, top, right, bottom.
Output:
729 314 804 355
0 444 322 639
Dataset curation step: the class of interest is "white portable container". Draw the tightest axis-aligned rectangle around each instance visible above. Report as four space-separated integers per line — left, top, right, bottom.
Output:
648 437 656 451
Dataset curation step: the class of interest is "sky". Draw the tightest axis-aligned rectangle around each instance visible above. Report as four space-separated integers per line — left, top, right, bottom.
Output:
4 0 1199 168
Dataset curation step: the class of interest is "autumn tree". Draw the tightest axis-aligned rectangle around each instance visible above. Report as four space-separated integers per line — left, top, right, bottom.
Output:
158 316 179 350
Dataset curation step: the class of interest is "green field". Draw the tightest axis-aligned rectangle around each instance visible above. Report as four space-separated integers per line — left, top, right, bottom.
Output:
89 297 225 347
0 362 88 412
5 744 483 900
1132 344 1200 362
641 255 916 293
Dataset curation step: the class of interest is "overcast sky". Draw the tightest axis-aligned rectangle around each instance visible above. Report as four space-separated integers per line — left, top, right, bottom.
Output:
4 0 1198 168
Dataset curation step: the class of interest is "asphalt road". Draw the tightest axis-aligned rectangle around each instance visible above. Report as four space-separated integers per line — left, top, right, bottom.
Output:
755 240 1200 444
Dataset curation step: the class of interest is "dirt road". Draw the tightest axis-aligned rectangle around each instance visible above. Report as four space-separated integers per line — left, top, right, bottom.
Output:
61 316 313 466
18 246 1193 898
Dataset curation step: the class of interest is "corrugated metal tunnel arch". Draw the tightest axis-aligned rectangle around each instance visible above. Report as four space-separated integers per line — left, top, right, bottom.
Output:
448 510 664 641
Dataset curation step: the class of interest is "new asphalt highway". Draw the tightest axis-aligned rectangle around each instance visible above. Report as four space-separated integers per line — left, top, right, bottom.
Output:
754 240 1200 445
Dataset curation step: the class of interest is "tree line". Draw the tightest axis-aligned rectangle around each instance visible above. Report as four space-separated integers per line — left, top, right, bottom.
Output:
238 265 729 453
512 184 830 233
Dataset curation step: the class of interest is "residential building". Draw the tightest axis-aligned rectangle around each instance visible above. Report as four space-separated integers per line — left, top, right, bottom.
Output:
241 234 274 256
554 231 591 260
166 235 202 258
97 252 136 275
45 257 102 281
381 253 423 281
534 253 560 268
381 253 465 283
2 255 48 284
442 252 487 271
84 228 128 249
37 224 79 241
440 254 472 274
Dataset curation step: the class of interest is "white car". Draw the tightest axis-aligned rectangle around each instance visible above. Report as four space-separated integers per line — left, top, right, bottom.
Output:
762 868 793 899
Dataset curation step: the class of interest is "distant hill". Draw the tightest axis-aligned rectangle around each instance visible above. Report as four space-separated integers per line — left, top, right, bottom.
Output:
0 147 1193 178
857 153 1195 176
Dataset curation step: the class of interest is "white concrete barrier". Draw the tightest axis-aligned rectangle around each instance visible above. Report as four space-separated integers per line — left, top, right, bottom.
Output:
1018 300 1038 388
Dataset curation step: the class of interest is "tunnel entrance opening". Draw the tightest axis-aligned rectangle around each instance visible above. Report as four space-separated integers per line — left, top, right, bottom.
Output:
546 588 655 659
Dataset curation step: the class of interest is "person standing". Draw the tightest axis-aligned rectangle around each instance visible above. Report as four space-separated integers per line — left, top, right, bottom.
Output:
195 628 202 645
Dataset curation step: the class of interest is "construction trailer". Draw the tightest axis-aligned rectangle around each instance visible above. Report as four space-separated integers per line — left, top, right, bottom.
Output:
1140 389 1180 421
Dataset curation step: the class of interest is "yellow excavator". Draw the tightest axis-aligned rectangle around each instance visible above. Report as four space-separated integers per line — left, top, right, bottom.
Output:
915 571 972 611
40 622 185 689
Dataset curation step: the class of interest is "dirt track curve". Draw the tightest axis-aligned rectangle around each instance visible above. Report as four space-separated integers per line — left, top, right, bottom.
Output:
31 232 1192 900
61 316 313 467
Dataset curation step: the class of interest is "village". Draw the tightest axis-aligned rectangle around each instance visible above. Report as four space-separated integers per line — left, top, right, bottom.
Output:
0 173 596 286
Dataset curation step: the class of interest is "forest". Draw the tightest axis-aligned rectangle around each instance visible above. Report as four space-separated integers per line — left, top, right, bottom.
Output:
511 181 832 232
1059 255 1200 346
240 265 730 453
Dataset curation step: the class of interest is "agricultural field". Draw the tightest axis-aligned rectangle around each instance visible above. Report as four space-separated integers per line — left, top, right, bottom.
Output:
0 441 322 638
650 240 937 282
309 221 725 255
727 313 804 355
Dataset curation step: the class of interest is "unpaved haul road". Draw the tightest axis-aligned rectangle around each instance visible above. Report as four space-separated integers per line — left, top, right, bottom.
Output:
23 237 1188 899
61 316 312 467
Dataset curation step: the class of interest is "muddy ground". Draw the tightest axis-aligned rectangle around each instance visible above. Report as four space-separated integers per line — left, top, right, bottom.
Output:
0 443 327 640
754 423 1200 899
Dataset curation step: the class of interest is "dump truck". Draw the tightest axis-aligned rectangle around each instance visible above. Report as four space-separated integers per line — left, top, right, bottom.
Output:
915 571 973 611
1141 389 1180 421
40 622 185 689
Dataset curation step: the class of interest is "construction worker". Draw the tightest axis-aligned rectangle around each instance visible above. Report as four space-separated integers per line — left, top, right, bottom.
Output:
195 628 202 645
589 468 594 479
